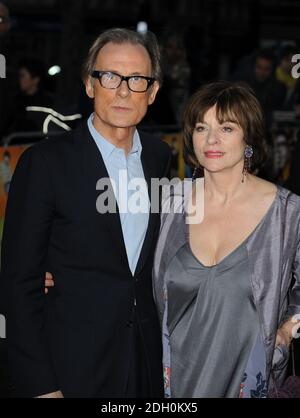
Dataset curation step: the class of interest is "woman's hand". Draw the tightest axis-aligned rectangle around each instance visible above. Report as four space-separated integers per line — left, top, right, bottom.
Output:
275 327 292 347
36 390 64 398
44 272 54 294
275 318 300 347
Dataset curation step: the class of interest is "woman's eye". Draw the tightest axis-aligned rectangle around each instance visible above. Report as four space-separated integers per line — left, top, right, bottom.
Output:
222 126 233 132
195 126 205 132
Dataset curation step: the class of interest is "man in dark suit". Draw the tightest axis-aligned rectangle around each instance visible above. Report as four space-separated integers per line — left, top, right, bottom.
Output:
1 28 171 398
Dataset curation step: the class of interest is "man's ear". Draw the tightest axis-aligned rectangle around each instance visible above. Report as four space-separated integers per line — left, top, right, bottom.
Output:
85 77 95 99
148 81 160 105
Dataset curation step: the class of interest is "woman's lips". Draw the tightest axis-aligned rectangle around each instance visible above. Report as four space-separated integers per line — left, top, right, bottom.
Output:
204 151 225 158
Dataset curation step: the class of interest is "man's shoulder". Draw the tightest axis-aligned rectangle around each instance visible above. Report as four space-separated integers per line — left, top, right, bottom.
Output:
28 122 87 156
139 130 171 161
139 130 170 150
16 123 88 173
139 131 172 178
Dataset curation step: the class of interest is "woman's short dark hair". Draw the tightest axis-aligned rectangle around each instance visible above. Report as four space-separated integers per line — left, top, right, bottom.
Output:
82 27 162 85
183 81 267 172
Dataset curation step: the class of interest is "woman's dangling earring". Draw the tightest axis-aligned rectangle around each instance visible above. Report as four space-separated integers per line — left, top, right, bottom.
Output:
242 145 253 183
192 166 200 181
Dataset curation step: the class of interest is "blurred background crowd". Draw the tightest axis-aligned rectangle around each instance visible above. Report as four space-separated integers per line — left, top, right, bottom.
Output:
0 0 300 185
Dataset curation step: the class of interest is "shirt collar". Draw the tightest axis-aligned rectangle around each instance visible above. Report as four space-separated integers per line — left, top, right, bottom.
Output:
87 113 142 159
130 130 142 157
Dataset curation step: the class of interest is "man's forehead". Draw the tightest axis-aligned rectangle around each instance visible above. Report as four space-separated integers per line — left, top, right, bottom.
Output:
94 42 152 72
96 42 149 60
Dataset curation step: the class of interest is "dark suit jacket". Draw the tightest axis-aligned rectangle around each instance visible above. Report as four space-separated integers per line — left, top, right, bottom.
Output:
1 122 171 397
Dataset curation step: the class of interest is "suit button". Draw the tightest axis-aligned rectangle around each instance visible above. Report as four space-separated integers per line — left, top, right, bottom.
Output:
126 320 133 328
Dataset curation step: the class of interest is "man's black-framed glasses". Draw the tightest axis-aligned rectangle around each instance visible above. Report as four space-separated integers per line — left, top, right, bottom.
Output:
91 71 156 93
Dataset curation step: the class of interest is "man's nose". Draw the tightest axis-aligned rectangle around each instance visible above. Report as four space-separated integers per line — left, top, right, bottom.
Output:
116 80 130 97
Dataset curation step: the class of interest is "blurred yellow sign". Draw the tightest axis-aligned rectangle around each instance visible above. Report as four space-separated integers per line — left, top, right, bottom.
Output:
161 133 185 179
0 145 30 240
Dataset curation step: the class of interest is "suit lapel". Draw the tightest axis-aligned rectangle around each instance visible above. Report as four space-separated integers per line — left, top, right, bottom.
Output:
74 123 130 271
135 133 159 276
74 124 161 276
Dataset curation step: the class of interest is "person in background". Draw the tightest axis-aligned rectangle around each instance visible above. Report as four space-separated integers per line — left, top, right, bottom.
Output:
153 81 300 398
162 34 190 125
275 44 299 110
0 2 10 37
285 129 300 195
5 57 54 134
0 1 12 140
232 49 286 128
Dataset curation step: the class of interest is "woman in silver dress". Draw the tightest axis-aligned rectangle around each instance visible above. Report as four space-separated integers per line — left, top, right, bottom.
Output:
153 81 300 398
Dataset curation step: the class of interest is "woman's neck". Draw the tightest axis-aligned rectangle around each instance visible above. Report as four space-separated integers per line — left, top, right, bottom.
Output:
203 167 252 205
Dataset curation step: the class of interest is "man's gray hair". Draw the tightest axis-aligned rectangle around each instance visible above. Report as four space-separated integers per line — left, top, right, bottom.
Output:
82 27 162 85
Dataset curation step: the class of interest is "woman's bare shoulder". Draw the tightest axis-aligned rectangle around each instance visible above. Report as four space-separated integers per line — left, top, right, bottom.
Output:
250 176 277 199
252 176 300 209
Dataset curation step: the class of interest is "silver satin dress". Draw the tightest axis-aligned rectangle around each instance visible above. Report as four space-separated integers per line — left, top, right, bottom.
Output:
154 185 300 397
165 241 260 397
